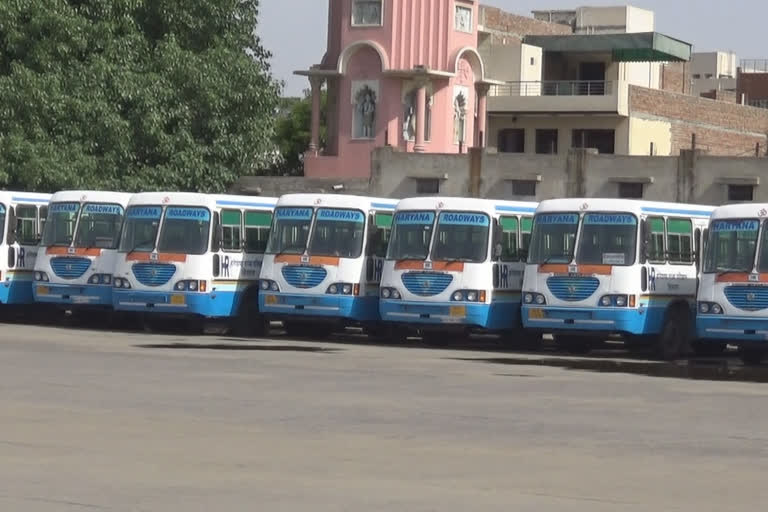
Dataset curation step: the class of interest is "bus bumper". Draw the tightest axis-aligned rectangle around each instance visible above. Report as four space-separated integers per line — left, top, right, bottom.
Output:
697 316 768 343
379 300 519 330
522 305 662 336
34 283 112 307
0 274 35 305
113 289 238 318
259 293 379 322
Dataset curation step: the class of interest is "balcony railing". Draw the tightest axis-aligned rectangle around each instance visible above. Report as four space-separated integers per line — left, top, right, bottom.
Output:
490 80 614 97
740 59 768 73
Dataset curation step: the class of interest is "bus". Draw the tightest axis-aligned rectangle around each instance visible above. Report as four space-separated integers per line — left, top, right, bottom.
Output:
0 191 51 306
112 192 278 334
378 197 538 342
521 199 713 359
697 204 768 364
34 191 132 310
258 194 396 337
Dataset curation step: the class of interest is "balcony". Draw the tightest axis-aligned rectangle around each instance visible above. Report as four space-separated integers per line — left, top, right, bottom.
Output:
488 80 628 115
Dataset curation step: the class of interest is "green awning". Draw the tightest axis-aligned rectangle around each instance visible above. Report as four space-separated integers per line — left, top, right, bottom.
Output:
524 32 691 62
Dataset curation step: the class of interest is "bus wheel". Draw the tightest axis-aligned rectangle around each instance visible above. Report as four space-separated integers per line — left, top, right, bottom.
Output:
739 348 765 366
554 335 591 354
508 331 543 351
283 321 318 338
691 341 727 357
656 306 689 360
230 294 267 338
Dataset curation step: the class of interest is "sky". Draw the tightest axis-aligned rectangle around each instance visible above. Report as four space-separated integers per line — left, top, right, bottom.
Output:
258 1 766 97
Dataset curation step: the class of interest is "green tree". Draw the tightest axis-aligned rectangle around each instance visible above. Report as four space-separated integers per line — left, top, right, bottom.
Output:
270 88 327 176
0 0 281 193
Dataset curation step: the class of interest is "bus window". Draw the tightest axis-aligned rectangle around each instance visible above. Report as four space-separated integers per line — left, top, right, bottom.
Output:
75 204 124 249
577 213 637 266
387 211 435 261
309 208 365 259
667 219 693 264
368 212 392 258
647 217 665 262
16 205 38 245
157 207 211 255
221 210 243 251
521 217 533 254
529 213 578 264
266 207 312 255
43 203 79 247
499 216 519 261
244 211 272 254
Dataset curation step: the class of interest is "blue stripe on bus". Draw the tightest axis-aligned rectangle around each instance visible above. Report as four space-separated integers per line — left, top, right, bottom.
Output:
215 200 277 208
495 205 537 213
371 202 397 210
12 196 49 204
641 207 713 217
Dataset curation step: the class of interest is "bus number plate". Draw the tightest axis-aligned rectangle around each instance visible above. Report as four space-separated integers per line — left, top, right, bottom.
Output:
449 306 466 317
528 308 545 319
170 294 186 305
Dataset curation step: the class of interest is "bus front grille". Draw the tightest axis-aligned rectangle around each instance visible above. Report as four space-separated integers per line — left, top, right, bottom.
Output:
725 286 768 312
132 263 176 287
546 276 600 302
401 272 453 297
281 266 327 289
50 257 91 280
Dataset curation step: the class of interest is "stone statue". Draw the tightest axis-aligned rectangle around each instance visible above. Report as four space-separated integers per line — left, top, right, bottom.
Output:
404 104 415 141
361 92 376 138
454 93 466 143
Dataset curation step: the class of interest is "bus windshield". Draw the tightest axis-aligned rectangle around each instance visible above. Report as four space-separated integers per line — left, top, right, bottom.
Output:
41 202 80 247
386 211 435 260
0 204 5 245
576 213 637 266
431 211 490 263
74 203 124 249
704 219 759 273
308 208 365 258
528 213 579 264
119 206 162 253
265 207 313 255
157 207 210 255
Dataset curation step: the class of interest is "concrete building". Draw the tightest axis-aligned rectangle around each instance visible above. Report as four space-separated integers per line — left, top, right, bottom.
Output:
532 5 655 35
737 59 768 109
296 0 496 179
691 51 738 99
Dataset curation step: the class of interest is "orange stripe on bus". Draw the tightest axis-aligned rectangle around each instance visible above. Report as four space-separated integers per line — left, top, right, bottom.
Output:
395 260 464 271
716 273 768 283
46 247 102 257
274 255 340 266
126 252 187 263
539 264 612 275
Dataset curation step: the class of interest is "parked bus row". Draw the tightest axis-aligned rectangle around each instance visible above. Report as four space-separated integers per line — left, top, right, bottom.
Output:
1 189 767 364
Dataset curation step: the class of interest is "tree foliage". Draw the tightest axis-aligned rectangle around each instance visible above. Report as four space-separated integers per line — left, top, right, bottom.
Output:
269 89 327 176
0 0 281 193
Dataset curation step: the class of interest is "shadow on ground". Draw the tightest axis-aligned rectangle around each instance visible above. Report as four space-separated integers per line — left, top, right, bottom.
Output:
453 356 768 383
135 342 340 353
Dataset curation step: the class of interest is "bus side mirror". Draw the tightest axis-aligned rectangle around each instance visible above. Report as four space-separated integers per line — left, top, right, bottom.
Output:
519 248 529 262
640 219 650 263
493 243 503 259
492 223 503 260
211 213 223 252
6 207 16 245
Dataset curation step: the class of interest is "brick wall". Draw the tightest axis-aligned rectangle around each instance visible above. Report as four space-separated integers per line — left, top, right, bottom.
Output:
630 85 768 156
479 6 572 43
660 62 691 95
737 71 768 103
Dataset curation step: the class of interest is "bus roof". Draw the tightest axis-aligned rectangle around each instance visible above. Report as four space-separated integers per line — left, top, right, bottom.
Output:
710 203 768 221
394 196 538 215
126 192 278 210
536 198 715 218
0 191 51 205
275 194 397 211
49 190 133 206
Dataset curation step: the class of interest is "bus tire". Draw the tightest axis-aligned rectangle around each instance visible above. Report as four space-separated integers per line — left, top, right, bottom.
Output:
230 290 267 338
508 331 542 351
656 305 690 360
554 335 591 354
739 348 765 366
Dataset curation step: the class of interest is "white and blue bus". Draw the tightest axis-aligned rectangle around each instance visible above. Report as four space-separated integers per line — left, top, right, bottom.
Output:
34 191 132 309
112 192 277 334
0 191 51 306
378 197 538 342
697 204 768 364
258 194 396 337
522 198 713 359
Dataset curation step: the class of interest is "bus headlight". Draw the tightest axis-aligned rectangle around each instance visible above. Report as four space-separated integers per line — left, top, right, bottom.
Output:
699 302 723 315
452 291 464 302
451 290 486 302
260 280 280 292
380 287 401 300
328 284 338 294
342 284 353 295
601 296 612 307
524 293 534 304
600 295 629 307
326 283 355 295
88 274 112 285
535 294 546 305
113 278 132 289
260 280 270 290
34 271 49 282
175 281 185 291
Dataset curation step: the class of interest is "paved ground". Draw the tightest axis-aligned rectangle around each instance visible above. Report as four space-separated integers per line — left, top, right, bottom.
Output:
2 324 768 511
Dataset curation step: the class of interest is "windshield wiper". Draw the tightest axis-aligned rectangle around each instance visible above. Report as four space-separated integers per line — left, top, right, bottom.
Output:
436 256 478 263
540 253 573 265
715 267 752 276
126 238 155 254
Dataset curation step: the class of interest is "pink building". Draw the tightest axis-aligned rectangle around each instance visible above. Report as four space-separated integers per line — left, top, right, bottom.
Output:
296 0 493 178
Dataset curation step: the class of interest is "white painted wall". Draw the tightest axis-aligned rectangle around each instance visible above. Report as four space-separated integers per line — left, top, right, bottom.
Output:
574 6 654 34
628 116 672 156
625 6 655 33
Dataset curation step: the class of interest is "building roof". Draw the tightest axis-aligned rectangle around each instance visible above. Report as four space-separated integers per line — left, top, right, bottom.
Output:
524 32 691 62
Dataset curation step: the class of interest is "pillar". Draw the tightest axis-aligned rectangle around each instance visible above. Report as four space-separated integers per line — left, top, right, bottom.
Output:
308 76 325 155
414 84 427 153
475 83 490 148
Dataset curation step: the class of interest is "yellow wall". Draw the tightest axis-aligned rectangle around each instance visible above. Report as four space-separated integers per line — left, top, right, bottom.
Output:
628 116 672 155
